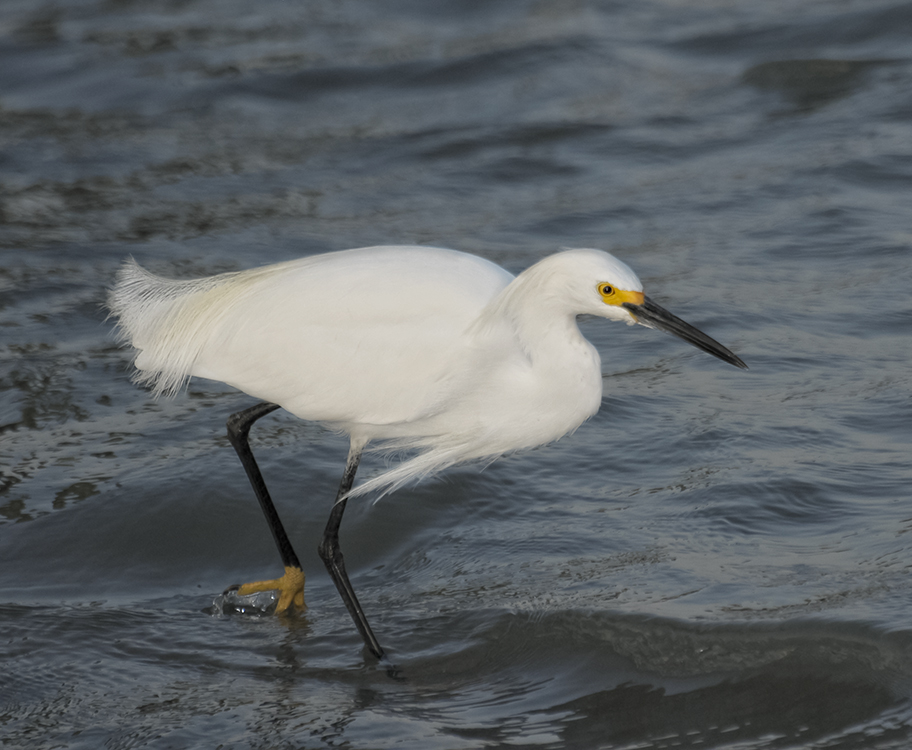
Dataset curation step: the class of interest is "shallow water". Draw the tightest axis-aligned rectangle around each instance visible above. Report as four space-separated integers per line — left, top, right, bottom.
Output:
2 1 912 748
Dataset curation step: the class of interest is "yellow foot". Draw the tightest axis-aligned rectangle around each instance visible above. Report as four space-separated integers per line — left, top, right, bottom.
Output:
233 565 305 613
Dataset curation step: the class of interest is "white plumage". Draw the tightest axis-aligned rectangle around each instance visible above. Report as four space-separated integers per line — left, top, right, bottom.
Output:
109 245 659 496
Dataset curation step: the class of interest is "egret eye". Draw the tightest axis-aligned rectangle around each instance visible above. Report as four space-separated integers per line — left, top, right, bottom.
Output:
599 284 614 296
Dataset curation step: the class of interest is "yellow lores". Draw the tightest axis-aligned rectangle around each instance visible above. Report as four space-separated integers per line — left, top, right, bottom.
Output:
598 283 644 307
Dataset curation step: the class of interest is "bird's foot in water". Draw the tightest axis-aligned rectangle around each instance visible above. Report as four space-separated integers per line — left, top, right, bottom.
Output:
212 566 305 615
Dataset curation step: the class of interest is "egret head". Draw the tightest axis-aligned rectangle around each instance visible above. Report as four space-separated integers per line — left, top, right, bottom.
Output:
530 249 643 323
556 249 747 369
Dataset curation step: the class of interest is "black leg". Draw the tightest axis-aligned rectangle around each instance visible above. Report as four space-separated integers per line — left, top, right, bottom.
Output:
318 445 386 660
226 401 305 612
227 401 302 571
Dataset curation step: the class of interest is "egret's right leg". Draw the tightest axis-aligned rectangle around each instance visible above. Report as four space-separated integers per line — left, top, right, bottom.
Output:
225 401 305 613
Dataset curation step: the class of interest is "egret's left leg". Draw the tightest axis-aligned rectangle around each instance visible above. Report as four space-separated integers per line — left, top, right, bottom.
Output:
318 443 386 659
225 401 305 612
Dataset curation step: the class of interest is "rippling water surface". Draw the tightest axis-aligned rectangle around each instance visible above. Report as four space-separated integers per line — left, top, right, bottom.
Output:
2 1 911 748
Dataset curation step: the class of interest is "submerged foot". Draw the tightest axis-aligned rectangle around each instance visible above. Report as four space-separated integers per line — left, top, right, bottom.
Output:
221 565 305 614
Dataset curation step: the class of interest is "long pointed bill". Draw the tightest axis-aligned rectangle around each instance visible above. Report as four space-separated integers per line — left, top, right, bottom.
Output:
622 296 747 370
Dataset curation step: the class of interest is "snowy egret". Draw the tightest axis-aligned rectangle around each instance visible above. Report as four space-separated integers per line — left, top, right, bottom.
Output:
109 245 746 659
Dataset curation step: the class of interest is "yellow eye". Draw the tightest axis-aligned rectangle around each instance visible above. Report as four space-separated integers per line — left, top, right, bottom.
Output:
598 283 615 297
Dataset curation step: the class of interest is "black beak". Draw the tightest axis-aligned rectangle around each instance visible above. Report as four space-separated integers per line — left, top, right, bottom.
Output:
622 296 747 370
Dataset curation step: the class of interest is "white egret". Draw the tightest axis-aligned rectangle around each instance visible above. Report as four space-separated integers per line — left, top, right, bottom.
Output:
109 245 746 659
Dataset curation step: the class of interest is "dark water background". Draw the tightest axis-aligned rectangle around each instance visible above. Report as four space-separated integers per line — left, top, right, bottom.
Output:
2 1 911 748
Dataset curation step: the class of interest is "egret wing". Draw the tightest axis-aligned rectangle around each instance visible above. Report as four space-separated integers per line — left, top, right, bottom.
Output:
189 246 514 426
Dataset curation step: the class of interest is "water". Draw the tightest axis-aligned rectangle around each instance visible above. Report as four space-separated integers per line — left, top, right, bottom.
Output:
2 0 911 747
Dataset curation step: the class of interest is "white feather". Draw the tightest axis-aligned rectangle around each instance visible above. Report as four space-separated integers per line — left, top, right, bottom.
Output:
109 246 651 497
